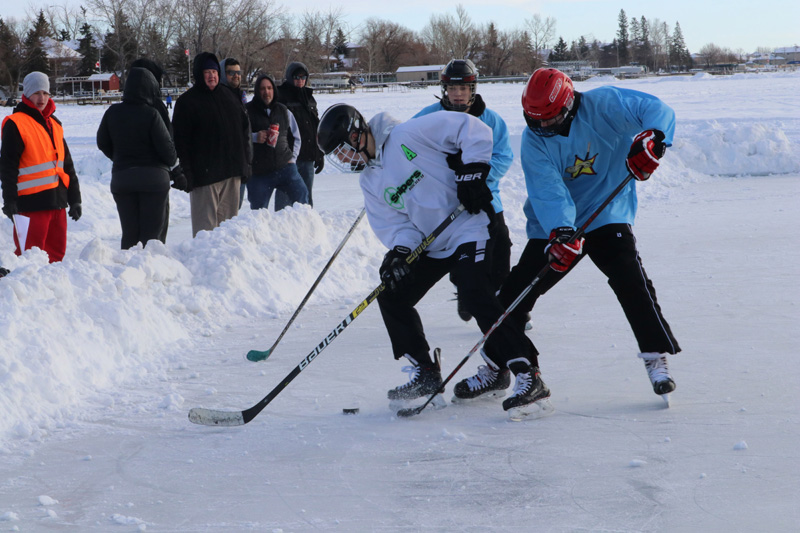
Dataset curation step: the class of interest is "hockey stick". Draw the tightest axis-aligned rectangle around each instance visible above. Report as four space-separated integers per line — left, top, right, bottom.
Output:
189 204 466 426
247 208 367 362
398 173 636 418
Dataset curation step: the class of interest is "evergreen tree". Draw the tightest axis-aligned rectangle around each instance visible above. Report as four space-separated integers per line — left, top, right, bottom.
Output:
333 27 348 57
629 17 641 63
23 10 51 76
616 9 629 65
166 41 191 87
639 16 651 69
670 22 691 70
101 12 138 77
77 23 99 76
0 17 22 89
550 36 568 62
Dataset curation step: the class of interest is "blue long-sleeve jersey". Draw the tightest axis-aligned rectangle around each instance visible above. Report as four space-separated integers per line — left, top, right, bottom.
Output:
414 100 513 214
521 86 675 239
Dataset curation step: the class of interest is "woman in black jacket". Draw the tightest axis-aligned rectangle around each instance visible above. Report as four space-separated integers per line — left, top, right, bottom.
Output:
97 67 186 249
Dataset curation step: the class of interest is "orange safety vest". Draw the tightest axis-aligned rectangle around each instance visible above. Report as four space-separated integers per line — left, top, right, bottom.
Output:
2 112 70 196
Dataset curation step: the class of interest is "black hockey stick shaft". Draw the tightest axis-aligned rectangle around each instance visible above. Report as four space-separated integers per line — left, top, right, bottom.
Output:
189 204 466 426
398 173 635 417
246 208 366 362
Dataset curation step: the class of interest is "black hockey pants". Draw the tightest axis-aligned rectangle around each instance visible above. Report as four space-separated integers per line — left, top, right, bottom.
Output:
499 223 681 356
378 240 535 368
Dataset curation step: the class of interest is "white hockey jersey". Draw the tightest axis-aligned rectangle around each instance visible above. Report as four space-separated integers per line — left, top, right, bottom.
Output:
359 111 494 259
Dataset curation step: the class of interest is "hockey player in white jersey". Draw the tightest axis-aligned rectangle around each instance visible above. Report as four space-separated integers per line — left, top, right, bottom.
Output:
317 104 551 418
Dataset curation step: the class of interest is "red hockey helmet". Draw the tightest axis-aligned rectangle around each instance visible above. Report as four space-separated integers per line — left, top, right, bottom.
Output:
522 68 575 137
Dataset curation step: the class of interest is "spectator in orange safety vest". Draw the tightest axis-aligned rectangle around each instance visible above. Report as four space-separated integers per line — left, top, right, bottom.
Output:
0 71 82 263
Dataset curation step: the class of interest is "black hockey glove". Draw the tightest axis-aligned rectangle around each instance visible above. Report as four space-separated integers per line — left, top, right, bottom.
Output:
454 161 493 215
380 246 414 292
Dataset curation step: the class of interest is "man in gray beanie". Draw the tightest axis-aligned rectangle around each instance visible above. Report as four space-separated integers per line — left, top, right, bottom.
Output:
0 71 82 263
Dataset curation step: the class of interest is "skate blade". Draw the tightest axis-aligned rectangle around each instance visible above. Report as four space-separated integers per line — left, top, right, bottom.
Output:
451 390 506 404
390 394 447 414
507 397 555 422
660 393 671 408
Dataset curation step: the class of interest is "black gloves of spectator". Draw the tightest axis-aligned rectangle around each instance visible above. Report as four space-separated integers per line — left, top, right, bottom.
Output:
68 203 82 221
170 165 189 191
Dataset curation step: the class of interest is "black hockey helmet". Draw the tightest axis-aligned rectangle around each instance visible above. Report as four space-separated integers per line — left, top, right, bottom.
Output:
317 103 370 173
440 59 478 111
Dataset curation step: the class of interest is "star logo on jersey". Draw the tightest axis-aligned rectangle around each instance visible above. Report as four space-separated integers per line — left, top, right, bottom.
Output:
565 143 597 180
401 144 417 161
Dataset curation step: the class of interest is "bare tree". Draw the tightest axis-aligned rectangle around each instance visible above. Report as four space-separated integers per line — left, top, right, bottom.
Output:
524 13 556 69
478 22 513 76
420 5 479 63
296 7 346 73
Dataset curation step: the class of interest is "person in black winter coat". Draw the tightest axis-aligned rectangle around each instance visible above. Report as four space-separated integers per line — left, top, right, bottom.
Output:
130 57 177 243
97 67 186 249
275 61 324 208
245 74 308 210
172 52 252 237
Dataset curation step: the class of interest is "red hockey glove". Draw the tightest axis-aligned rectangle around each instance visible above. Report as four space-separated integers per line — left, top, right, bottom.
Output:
626 129 667 181
544 227 584 273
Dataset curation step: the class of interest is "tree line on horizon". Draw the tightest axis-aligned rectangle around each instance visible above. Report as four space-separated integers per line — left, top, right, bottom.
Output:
0 2 757 92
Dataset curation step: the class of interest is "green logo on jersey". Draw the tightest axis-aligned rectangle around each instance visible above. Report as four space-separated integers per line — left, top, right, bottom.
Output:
401 144 417 161
384 170 424 209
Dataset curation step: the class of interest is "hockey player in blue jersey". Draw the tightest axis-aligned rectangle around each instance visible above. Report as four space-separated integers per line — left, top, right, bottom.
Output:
412 59 515 324
466 68 681 410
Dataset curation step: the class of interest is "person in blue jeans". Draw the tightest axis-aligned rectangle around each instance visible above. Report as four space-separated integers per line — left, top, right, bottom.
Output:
245 74 308 210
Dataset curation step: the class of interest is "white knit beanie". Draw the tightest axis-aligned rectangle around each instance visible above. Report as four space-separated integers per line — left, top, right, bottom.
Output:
23 72 50 98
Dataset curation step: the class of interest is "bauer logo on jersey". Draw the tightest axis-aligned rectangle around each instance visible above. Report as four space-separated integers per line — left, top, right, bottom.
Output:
384 170 424 209
565 144 598 180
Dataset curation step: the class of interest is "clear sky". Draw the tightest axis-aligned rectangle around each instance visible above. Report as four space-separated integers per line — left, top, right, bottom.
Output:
4 0 798 54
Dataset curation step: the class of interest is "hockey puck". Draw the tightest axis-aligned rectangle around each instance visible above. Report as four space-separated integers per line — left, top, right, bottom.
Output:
342 408 359 415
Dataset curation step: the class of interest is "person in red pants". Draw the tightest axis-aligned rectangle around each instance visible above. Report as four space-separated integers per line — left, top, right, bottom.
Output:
1 71 81 263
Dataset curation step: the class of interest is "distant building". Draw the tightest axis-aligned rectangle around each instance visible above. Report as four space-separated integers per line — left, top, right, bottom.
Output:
56 72 120 96
395 65 446 83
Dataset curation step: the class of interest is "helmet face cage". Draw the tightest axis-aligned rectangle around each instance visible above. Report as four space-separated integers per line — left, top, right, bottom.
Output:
523 97 575 137
318 104 369 173
440 59 478 111
327 140 368 173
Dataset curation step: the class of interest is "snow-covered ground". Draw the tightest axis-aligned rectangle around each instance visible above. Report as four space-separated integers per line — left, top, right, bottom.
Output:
0 71 798 531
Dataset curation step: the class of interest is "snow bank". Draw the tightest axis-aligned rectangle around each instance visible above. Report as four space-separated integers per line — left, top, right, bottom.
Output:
0 206 379 446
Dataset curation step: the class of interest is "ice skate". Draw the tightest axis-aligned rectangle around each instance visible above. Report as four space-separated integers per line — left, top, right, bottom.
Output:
502 360 554 421
388 349 445 412
452 364 511 403
640 352 676 406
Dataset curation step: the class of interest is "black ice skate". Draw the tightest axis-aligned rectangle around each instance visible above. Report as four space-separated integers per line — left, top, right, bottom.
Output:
452 365 511 403
640 352 676 406
502 360 554 421
388 349 445 411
